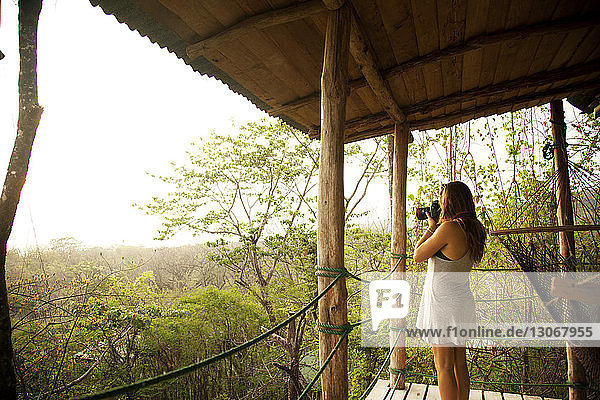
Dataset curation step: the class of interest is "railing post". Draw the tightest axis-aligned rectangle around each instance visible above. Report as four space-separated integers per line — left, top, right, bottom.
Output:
551 99 587 400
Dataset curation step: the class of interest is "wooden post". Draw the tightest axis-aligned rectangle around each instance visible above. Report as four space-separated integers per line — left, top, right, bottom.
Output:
550 99 586 400
318 4 350 400
552 99 575 257
389 123 409 390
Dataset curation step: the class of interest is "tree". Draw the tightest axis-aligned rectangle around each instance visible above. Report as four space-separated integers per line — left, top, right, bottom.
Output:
139 118 388 398
0 1 44 398
139 118 387 321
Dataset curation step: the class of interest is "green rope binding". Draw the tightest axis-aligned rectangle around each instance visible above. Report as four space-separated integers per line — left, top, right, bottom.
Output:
74 273 346 400
391 252 412 260
315 266 370 283
316 322 354 335
386 365 406 400
389 326 406 332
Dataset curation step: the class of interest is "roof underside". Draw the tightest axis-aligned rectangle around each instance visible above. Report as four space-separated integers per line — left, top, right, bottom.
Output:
90 0 600 143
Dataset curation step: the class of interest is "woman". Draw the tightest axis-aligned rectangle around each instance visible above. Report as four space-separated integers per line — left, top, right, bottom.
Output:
414 181 486 400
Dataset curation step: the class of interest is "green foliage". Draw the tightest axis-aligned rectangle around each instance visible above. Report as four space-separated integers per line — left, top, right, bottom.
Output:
9 265 283 400
9 109 599 399
139 118 319 242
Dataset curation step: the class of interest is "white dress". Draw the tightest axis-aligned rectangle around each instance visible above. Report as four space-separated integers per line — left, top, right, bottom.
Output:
415 251 476 346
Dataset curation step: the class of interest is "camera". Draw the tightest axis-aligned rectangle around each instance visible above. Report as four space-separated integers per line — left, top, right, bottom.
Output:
416 200 441 221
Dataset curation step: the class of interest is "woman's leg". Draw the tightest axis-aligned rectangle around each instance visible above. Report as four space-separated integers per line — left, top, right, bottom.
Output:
432 345 457 400
453 347 470 400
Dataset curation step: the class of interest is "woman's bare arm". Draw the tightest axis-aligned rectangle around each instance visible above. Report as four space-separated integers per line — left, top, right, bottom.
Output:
413 221 451 263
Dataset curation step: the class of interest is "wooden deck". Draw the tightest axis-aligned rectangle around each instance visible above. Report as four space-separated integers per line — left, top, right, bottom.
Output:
365 380 562 400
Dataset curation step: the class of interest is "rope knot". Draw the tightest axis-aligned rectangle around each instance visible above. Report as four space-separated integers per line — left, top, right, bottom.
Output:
316 322 354 335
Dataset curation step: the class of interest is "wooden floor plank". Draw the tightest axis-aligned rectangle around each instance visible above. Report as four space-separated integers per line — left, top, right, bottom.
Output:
406 383 428 400
365 379 410 400
365 379 392 399
427 385 441 400
390 384 410 400
366 383 536 400
483 390 503 400
504 392 524 400
469 389 483 400
522 396 542 400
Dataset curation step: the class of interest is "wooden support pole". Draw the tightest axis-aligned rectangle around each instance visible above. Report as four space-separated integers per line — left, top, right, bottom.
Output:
550 99 586 400
389 123 409 390
552 99 575 258
318 4 350 400
186 0 325 59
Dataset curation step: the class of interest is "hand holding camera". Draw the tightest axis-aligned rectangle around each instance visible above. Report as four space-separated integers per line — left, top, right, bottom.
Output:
416 200 441 221
416 200 441 232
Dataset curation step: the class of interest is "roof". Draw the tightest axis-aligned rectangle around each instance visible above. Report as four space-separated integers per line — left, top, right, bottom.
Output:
90 0 600 143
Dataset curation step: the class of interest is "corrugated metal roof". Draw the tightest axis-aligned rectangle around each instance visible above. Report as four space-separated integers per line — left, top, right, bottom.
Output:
89 0 309 133
89 0 600 140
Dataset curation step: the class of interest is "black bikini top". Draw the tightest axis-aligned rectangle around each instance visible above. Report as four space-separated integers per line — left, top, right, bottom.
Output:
434 249 452 261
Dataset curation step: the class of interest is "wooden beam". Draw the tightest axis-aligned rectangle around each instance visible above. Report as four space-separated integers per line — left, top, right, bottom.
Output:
267 77 365 116
274 58 599 121
384 14 600 80
309 112 390 139
186 0 325 60
489 224 600 236
348 7 406 124
406 60 600 116
345 124 395 143
410 78 600 131
339 61 600 134
268 14 600 117
311 124 396 144
389 123 409 390
310 76 600 140
318 4 350 400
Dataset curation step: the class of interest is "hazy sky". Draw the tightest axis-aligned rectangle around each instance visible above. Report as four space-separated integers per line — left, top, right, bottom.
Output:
1 0 270 249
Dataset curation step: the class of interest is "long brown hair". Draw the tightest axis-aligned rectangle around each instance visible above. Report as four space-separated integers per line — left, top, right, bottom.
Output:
439 181 487 263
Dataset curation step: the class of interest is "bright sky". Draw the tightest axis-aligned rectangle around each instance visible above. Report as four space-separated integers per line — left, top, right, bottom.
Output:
0 0 270 249
0 1 586 251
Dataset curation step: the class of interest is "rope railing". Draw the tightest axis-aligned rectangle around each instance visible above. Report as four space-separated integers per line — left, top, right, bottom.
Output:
75 272 349 400
73 251 414 400
297 318 369 400
74 246 594 400
356 325 405 400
